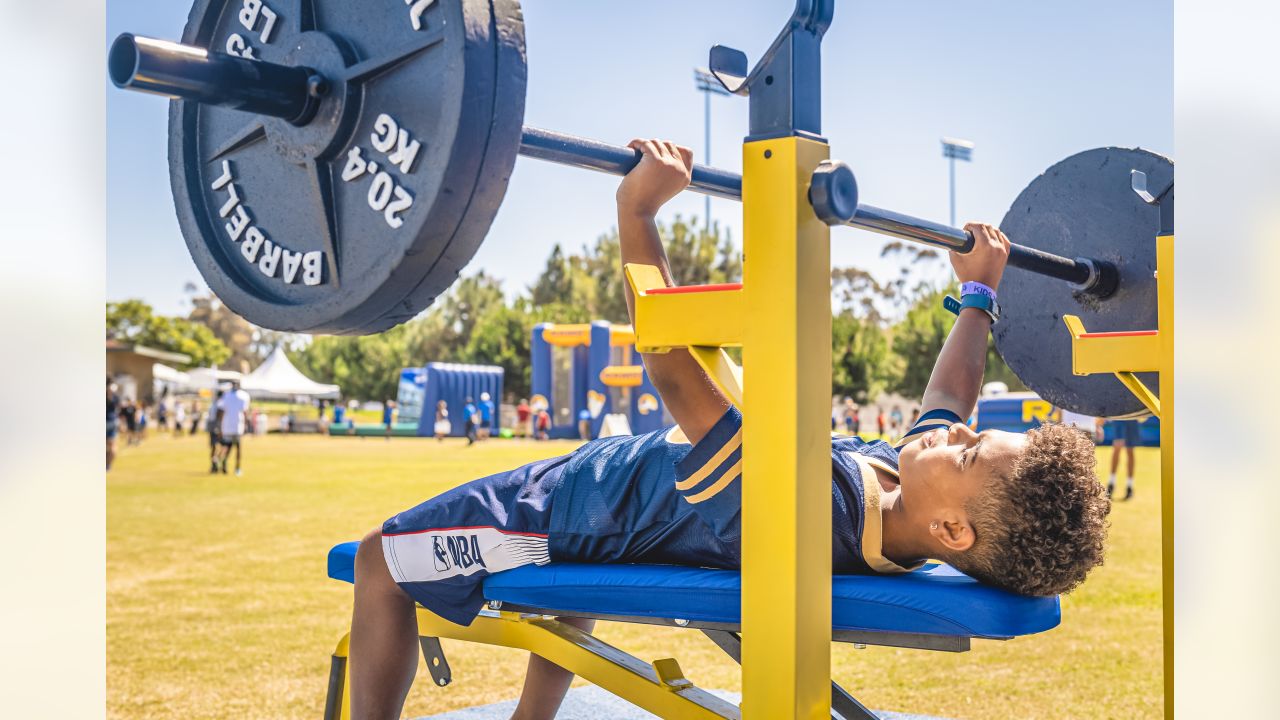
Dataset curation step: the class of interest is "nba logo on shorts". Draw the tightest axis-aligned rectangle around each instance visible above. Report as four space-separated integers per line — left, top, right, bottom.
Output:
432 536 451 572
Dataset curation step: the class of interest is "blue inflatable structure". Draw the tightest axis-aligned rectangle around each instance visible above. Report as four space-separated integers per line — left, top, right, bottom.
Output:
974 392 1159 446
530 321 666 439
396 363 504 438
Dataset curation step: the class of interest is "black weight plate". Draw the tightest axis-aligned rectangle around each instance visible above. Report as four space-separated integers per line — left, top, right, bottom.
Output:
170 0 527 334
996 147 1172 418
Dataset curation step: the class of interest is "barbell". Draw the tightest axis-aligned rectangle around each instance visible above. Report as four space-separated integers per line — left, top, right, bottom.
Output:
108 0 1169 418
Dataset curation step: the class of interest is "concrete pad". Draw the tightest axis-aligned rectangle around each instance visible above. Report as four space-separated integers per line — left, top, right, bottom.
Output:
416 685 950 719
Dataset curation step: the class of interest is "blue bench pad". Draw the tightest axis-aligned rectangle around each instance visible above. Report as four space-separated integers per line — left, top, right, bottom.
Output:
327 542 1058 640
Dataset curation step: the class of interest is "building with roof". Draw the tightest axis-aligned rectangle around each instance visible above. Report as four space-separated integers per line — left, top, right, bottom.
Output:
106 340 191 403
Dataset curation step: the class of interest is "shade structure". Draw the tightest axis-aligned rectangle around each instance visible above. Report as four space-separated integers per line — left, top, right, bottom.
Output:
240 347 340 400
185 366 244 393
151 363 192 386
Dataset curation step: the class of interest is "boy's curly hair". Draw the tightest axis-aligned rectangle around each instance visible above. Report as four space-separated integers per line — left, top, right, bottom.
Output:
948 424 1110 597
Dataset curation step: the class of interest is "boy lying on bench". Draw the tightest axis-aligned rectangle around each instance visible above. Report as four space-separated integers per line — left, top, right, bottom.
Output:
349 139 1111 720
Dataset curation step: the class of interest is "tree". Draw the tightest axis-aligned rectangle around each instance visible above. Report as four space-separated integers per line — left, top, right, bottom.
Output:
186 291 262 372
529 244 574 307
662 216 740 287
546 217 741 324
290 324 413 402
463 302 537 399
890 288 954 398
578 233 628 323
106 299 231 368
404 271 509 363
832 310 896 403
832 266 895 325
889 287 1026 399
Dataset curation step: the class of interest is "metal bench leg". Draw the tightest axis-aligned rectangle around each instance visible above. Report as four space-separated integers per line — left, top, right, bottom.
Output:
828 682 879 720
417 608 739 719
420 636 453 687
701 630 879 720
323 632 351 720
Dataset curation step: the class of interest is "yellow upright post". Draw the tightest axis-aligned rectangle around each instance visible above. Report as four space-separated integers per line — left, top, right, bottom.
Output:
1156 234 1174 719
1065 231 1174 718
740 136 833 719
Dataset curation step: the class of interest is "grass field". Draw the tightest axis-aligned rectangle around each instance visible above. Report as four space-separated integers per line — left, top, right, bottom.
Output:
107 432 1163 719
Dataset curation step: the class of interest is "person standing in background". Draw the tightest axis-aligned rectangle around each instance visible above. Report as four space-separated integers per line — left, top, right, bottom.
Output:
463 396 478 446
515 398 531 439
215 382 251 476
383 400 397 440
841 397 858 436
875 407 886 440
174 401 187 437
107 380 120 471
1105 418 1141 501
120 399 136 446
190 400 202 436
535 408 551 440
206 392 222 473
157 394 169 435
578 408 592 441
433 400 450 441
478 392 495 440
889 406 904 438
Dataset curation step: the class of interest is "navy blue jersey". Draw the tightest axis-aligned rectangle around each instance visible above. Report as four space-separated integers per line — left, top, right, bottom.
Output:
383 405 961 625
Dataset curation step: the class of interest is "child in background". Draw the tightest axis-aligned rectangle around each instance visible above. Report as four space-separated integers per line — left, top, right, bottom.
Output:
478 393 495 440
515 399 531 438
432 400 450 441
462 397 478 446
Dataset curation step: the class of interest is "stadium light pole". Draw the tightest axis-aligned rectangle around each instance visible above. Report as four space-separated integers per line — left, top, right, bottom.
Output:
941 137 975 227
694 68 732 234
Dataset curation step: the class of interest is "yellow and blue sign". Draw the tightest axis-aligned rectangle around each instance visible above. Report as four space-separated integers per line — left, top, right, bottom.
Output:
976 393 1159 446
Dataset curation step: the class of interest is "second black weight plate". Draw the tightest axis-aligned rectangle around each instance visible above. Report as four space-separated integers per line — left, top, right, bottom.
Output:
996 147 1172 418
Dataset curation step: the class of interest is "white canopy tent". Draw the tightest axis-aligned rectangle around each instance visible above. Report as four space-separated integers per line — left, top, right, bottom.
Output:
152 363 191 386
240 347 340 400
186 367 244 393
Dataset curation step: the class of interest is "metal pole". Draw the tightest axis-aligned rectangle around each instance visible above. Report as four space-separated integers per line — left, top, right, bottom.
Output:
519 127 743 200
704 88 712 234
949 154 956 227
106 37 1107 293
108 34 321 124
519 128 1100 286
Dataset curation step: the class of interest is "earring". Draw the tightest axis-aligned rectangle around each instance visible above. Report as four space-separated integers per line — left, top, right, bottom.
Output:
930 521 939 530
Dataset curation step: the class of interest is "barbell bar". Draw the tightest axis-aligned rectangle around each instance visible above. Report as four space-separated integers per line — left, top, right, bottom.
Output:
110 33 1114 296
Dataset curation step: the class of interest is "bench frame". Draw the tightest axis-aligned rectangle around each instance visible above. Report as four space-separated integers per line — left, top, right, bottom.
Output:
322 603 980 720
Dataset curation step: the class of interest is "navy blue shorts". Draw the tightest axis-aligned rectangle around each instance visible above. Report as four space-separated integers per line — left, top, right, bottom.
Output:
381 454 571 625
1114 420 1142 446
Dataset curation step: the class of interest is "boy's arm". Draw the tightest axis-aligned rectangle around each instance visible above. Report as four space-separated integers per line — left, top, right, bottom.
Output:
617 139 730 445
917 223 1011 422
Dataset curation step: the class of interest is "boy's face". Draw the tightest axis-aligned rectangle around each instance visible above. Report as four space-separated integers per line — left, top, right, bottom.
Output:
897 423 1028 550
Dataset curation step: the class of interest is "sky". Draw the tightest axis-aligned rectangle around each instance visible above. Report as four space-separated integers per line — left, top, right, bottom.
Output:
106 0 1171 319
